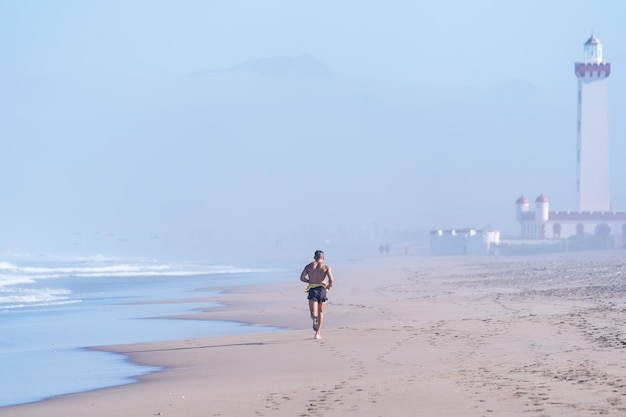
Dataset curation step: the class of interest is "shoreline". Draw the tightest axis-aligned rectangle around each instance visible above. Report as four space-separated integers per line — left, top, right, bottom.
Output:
4 253 626 416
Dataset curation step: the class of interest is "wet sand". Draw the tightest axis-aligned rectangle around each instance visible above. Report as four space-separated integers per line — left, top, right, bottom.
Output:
4 252 626 416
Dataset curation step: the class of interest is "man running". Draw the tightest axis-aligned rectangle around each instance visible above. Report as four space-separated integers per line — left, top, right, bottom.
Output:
300 250 334 339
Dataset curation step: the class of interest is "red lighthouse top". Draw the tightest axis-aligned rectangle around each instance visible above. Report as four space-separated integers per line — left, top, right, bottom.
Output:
516 195 529 204
575 62 611 78
535 194 548 203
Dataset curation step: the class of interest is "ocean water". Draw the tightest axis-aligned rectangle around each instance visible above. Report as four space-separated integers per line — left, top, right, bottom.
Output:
0 255 293 407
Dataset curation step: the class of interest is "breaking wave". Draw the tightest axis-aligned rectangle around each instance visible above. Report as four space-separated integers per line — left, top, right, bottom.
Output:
0 257 267 310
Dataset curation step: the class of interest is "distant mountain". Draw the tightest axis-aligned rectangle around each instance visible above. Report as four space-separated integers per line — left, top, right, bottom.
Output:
191 54 336 79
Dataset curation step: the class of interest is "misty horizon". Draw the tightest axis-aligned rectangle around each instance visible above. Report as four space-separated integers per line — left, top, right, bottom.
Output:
1 2 625 260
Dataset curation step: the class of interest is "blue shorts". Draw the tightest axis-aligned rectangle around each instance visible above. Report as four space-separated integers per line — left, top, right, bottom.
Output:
307 286 328 303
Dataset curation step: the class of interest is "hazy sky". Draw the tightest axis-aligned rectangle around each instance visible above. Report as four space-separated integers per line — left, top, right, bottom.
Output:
1 1 626 259
2 0 624 86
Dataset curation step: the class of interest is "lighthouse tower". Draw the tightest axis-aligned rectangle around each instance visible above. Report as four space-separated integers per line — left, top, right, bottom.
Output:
575 35 611 211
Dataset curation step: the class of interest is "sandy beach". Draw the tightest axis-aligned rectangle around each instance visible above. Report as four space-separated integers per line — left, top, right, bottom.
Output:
4 252 626 416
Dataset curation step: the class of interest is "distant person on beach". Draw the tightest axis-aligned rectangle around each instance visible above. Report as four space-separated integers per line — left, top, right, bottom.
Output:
300 250 334 340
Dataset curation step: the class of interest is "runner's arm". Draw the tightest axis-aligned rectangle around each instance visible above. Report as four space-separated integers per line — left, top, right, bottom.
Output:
326 267 334 289
300 267 309 283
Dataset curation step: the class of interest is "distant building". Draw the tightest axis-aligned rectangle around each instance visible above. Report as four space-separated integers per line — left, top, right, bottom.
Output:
515 194 626 241
429 228 500 256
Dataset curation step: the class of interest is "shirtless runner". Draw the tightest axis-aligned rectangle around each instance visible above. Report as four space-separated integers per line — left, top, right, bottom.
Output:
300 250 334 339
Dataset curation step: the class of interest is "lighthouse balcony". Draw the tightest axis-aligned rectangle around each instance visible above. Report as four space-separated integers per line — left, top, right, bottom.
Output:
574 62 611 78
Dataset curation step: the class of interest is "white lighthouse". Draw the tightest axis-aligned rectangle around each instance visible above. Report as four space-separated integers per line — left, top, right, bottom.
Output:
513 35 626 249
575 35 611 211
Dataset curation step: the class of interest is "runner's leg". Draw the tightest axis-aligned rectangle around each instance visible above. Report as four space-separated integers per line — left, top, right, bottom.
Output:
316 301 326 337
309 299 319 330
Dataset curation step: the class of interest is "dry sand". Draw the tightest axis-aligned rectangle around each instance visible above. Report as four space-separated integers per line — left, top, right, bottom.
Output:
4 252 626 416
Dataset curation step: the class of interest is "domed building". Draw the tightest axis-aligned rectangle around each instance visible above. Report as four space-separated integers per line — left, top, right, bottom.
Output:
515 194 626 243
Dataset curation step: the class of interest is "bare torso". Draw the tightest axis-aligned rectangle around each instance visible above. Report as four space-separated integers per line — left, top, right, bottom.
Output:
301 261 333 287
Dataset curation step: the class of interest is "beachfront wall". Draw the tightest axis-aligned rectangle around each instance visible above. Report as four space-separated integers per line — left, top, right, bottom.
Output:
546 211 626 239
515 194 626 243
515 207 626 249
429 229 500 256
519 210 626 238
